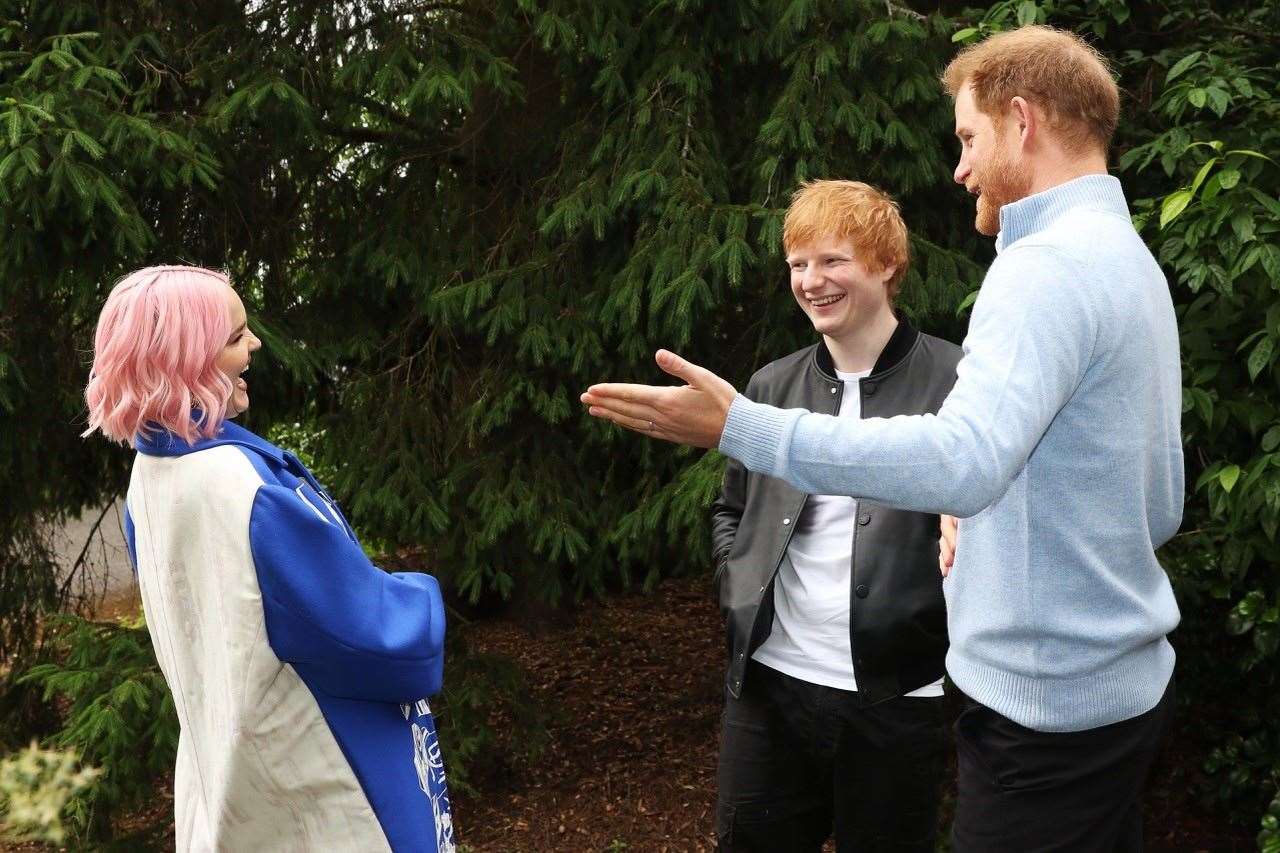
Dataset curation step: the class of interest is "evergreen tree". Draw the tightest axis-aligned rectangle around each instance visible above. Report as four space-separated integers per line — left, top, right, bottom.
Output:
3 0 1279 841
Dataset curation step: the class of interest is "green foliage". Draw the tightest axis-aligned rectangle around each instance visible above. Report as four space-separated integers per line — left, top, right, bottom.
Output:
1261 789 1280 853
1101 0 1279 836
18 615 177 840
0 1 222 659
0 742 101 844
431 631 554 797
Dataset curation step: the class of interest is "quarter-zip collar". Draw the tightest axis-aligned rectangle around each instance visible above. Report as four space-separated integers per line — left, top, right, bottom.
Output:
995 173 1129 254
812 314 919 382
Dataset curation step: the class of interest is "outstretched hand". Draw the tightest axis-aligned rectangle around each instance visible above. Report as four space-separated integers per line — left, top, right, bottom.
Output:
580 350 738 449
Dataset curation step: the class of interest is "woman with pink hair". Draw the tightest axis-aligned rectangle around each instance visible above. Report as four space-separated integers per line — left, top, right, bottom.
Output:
84 266 455 853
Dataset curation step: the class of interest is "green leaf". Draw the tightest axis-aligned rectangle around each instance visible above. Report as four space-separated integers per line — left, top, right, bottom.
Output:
1217 169 1240 190
951 27 978 43
1201 173 1224 204
1187 88 1206 109
1226 148 1275 163
1231 210 1255 243
1016 1 1038 26
1194 460 1224 493
1262 245 1280 284
955 289 979 317
1204 87 1230 117
1189 157 1218 194
1160 189 1193 229
1166 51 1202 83
1248 336 1275 382
4 108 20 146
1263 426 1280 454
1219 464 1242 492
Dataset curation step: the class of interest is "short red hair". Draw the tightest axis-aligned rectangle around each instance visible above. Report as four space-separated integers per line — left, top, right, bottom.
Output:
942 25 1119 153
783 180 910 299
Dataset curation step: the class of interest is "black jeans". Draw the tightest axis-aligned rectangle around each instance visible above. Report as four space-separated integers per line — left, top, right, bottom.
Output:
716 661 946 852
951 676 1175 853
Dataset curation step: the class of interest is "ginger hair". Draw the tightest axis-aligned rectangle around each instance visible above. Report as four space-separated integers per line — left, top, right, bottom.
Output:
783 179 910 299
942 25 1119 153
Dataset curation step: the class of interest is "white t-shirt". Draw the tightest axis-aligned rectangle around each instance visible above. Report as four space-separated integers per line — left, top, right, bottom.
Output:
752 368 945 697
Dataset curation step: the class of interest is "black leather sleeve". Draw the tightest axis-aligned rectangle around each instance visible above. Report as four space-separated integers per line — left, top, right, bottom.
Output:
709 374 758 578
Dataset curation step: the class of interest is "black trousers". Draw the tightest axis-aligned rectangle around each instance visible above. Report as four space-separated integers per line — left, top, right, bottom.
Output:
716 661 946 852
951 677 1175 853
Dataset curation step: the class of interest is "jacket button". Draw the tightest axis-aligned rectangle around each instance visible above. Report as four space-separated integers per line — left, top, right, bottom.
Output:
737 652 745 660
782 517 791 525
759 585 766 593
864 382 877 396
855 584 869 598
858 513 871 525
830 387 838 394
855 657 865 667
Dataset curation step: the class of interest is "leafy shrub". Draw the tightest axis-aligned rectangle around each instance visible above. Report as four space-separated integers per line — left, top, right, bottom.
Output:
432 629 554 796
0 742 101 844
18 614 177 840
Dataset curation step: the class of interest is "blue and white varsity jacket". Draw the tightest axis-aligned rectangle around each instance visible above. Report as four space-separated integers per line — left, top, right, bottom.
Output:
125 420 454 852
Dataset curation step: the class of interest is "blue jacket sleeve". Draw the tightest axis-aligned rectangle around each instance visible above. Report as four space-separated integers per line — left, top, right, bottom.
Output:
248 483 446 702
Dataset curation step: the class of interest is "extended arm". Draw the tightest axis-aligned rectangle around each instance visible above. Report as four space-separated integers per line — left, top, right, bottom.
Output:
583 246 1095 518
720 247 1095 516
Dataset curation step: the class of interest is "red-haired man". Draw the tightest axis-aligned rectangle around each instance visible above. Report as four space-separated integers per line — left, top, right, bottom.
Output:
711 180 961 851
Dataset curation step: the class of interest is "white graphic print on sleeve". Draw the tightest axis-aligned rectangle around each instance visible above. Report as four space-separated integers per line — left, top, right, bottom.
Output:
402 700 455 853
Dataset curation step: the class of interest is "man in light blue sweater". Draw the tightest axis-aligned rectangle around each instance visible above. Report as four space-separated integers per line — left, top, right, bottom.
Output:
582 25 1182 852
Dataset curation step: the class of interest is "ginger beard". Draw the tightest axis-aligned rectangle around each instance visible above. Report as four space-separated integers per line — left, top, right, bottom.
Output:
972 127 1035 237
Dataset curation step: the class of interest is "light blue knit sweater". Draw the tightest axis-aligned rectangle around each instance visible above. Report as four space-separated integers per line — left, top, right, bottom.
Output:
720 174 1183 732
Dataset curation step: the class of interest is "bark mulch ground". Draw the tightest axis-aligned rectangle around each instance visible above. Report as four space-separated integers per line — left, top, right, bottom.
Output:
451 577 725 852
450 575 1254 852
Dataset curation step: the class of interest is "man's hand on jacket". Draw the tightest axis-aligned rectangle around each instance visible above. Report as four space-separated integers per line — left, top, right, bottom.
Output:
939 514 958 577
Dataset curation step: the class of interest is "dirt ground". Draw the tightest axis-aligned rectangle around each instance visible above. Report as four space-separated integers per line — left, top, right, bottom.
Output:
5 576 1256 852
448 576 1254 852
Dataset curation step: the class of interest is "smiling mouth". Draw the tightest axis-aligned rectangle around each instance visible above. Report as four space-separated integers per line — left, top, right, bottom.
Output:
809 293 845 308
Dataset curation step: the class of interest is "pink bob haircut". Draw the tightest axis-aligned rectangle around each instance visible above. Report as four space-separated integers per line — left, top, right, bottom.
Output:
83 265 237 446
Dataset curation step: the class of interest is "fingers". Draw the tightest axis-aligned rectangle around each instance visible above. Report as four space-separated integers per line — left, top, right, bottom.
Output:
586 405 666 441
582 382 669 407
655 349 705 385
938 514 958 578
581 393 659 424
656 350 738 407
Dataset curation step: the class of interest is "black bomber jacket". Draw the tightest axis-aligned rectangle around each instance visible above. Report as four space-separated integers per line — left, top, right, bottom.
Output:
710 319 962 706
